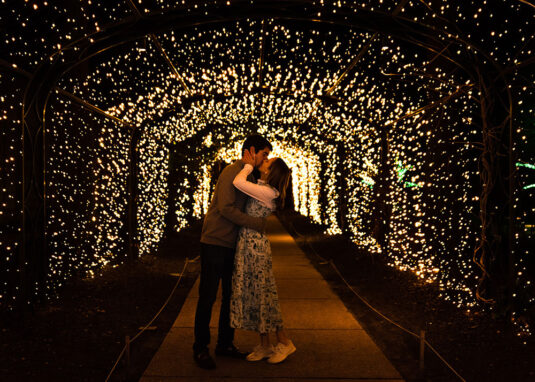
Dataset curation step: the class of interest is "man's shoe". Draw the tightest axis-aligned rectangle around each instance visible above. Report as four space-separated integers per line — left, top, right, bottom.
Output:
246 344 274 362
267 340 296 364
193 349 216 369
215 344 248 359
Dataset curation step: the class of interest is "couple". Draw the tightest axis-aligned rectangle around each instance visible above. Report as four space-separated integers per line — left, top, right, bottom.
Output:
193 135 296 369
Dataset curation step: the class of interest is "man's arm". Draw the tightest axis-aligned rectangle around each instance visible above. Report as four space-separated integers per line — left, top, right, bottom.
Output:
217 166 266 232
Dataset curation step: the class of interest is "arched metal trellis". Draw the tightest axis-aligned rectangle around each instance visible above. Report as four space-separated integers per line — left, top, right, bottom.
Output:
13 0 532 309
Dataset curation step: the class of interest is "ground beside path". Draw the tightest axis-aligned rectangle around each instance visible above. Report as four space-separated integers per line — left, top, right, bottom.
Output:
140 216 404 382
0 224 202 382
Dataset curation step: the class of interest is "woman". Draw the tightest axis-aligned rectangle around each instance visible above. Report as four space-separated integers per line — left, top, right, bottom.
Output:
229 151 296 364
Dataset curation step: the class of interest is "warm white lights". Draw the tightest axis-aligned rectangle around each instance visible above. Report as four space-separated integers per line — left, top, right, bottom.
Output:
0 1 533 332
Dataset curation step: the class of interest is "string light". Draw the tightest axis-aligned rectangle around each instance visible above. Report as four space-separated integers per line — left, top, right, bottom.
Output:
0 1 533 334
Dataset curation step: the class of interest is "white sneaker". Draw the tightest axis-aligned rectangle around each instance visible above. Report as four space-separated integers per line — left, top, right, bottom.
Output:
246 344 274 361
267 340 296 364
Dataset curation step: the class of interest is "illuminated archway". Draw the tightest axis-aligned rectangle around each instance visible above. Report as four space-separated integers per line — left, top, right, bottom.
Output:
1 1 533 317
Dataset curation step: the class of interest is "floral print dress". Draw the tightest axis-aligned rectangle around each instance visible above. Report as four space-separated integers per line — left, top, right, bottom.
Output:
230 193 283 333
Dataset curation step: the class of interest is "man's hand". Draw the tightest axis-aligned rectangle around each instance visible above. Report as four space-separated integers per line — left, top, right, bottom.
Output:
243 148 256 166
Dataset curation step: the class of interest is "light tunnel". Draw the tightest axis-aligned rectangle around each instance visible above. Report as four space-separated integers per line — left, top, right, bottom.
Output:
0 1 534 325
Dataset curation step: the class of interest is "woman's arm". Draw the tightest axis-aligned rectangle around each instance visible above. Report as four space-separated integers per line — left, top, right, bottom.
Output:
216 163 266 233
233 164 278 207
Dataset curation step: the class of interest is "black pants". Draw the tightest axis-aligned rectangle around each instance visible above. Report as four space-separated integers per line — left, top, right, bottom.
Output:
193 243 235 353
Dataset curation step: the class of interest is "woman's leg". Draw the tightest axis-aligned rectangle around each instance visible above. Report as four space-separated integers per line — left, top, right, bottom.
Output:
268 327 296 364
247 332 273 361
275 328 290 345
260 332 270 347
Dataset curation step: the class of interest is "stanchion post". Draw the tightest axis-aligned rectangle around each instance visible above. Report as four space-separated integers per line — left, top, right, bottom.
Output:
125 335 131 369
419 330 425 372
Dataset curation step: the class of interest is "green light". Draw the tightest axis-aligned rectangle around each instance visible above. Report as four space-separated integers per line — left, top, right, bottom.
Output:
516 162 535 170
358 163 420 188
396 161 420 188
397 161 412 182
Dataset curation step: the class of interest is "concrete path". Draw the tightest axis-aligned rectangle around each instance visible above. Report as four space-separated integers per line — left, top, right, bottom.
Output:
140 216 404 382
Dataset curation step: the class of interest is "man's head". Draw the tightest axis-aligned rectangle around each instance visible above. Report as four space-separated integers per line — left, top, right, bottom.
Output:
241 134 272 168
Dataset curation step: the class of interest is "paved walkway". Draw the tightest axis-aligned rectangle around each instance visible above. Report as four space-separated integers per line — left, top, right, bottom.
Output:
140 216 404 381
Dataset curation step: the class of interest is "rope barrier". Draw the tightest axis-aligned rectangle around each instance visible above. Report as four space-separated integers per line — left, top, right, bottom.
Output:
104 256 199 382
287 220 466 382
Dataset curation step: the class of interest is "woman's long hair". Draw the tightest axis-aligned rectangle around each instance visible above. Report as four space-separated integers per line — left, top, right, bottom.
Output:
265 158 291 210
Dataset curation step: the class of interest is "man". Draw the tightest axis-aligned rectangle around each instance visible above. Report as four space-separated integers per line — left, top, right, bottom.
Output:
193 134 272 369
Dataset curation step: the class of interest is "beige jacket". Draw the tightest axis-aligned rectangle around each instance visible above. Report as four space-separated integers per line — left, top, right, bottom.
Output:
200 160 266 248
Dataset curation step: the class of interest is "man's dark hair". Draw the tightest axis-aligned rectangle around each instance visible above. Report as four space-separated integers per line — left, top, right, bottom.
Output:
241 134 272 156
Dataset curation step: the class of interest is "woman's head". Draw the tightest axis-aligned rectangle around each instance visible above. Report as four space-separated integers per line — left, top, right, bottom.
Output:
260 158 291 209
